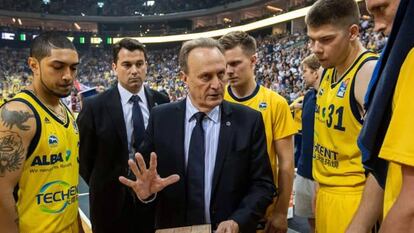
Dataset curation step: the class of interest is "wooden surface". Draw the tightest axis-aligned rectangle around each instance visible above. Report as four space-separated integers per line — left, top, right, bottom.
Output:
156 224 211 233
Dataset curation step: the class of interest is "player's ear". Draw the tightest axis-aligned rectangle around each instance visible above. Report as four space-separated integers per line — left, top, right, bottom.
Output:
250 53 258 70
349 24 360 41
28 57 40 77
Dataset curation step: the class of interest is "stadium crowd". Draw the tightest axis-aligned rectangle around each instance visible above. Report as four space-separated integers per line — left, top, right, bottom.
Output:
0 18 385 109
0 0 320 16
0 0 241 16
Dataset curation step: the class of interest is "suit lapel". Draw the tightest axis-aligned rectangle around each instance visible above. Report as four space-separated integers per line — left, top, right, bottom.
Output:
211 101 233 196
106 87 129 152
173 99 187 177
144 86 156 109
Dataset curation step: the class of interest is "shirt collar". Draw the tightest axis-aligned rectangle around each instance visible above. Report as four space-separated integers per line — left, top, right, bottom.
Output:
118 83 145 105
185 96 220 124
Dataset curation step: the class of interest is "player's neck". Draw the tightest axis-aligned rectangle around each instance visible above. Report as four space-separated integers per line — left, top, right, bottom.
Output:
30 83 60 107
230 79 257 99
312 81 320 90
335 42 365 81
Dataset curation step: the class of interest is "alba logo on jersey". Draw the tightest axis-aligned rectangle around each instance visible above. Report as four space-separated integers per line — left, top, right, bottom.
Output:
31 150 72 166
36 180 78 214
31 153 63 166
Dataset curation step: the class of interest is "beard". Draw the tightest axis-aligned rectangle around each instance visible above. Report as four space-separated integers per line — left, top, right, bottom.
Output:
39 73 73 98
50 88 72 98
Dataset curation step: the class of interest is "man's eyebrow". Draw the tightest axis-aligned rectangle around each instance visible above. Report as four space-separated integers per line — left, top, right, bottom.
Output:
50 60 79 66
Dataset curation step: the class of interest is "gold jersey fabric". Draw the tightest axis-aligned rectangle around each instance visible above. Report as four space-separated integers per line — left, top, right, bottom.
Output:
313 51 378 188
290 96 304 132
379 49 414 218
224 84 297 216
12 90 80 233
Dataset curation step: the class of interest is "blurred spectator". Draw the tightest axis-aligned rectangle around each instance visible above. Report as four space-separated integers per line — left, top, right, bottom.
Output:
0 19 383 110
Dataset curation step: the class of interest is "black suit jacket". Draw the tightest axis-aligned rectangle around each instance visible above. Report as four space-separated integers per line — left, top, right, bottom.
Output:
140 99 275 233
77 86 169 233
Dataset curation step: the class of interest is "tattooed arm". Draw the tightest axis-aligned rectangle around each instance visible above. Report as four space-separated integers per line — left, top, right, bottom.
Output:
0 101 36 233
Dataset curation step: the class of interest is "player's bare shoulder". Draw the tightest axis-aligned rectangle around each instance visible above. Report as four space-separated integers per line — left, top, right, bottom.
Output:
0 100 37 178
354 59 378 109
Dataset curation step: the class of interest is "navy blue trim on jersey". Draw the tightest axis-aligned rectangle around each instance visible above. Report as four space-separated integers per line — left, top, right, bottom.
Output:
364 48 387 108
330 51 375 88
13 183 19 202
227 83 260 102
21 90 70 128
349 56 379 125
62 100 76 121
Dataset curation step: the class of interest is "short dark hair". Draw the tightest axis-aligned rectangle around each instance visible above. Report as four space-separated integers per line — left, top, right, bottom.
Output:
305 0 360 28
218 31 257 56
113 38 147 64
30 32 77 61
179 37 224 74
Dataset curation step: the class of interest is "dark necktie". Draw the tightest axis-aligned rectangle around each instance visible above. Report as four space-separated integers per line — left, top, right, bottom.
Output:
130 95 145 151
186 112 206 225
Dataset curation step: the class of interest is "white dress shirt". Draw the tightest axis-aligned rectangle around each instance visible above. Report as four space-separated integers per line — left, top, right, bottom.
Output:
117 83 150 158
184 97 221 223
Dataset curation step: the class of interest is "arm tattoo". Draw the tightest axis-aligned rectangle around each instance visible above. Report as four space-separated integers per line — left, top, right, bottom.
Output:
1 106 34 131
0 131 24 177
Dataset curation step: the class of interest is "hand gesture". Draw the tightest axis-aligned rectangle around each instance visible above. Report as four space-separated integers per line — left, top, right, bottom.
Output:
216 220 239 233
119 152 180 200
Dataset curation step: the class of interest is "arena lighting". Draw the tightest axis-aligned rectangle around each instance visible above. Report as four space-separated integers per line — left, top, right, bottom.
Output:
42 0 50 4
12 18 16 23
266 5 283 12
113 0 363 44
223 17 232 23
19 33 26 41
144 0 155 6
17 18 22 25
2 32 15 40
97 2 104 8
91 37 103 44
114 6 310 43
74 22 81 30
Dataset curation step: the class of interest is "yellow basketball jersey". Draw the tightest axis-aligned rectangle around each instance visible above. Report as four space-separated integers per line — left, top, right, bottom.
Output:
313 51 378 188
290 96 304 131
383 162 401 218
225 85 296 216
12 90 80 233
379 49 414 218
225 85 296 183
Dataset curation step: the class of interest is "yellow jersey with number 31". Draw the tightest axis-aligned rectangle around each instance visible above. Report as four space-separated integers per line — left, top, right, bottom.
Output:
313 51 378 188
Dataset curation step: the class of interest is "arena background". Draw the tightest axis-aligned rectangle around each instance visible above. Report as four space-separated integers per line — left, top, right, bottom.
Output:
0 0 386 232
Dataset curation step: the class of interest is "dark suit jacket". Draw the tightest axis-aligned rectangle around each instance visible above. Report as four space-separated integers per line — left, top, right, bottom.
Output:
140 99 275 233
77 86 169 233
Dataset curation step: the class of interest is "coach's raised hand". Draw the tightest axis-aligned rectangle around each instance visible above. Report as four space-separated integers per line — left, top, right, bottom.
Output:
119 152 180 200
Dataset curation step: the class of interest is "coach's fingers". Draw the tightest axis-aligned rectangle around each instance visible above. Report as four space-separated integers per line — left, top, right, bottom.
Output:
128 158 143 180
119 176 135 188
